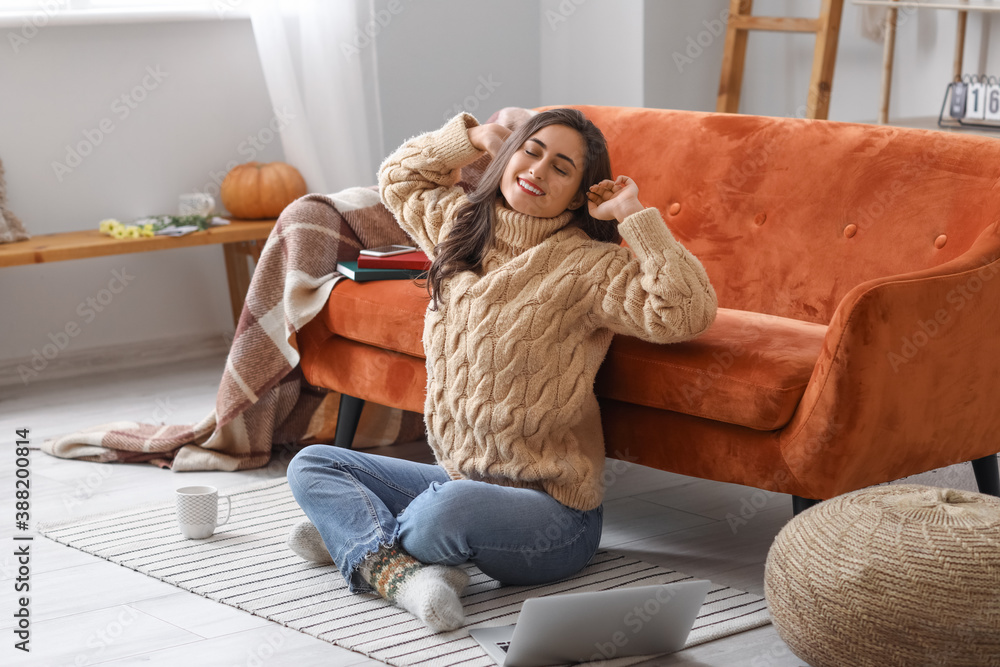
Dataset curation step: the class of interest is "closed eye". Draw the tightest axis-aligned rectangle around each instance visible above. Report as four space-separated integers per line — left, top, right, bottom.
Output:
525 150 568 176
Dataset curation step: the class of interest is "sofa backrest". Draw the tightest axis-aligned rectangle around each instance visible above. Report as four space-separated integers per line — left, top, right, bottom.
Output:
563 105 1000 324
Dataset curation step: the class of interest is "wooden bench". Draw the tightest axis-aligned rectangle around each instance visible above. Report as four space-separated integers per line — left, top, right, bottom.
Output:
0 220 276 326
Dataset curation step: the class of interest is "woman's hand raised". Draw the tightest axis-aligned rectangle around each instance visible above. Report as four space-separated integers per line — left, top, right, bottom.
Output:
587 176 644 223
467 123 511 158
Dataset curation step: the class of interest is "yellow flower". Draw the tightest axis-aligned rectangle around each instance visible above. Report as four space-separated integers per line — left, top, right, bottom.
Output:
98 218 121 234
111 227 127 239
125 226 141 238
140 227 155 238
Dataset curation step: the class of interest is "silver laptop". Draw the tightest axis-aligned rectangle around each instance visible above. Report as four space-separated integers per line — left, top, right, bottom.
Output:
468 580 711 667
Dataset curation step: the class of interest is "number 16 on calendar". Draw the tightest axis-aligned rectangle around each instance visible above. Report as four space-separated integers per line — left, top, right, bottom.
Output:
961 76 1000 121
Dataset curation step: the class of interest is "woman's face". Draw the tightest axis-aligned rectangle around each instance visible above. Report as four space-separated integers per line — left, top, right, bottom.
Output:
499 123 586 219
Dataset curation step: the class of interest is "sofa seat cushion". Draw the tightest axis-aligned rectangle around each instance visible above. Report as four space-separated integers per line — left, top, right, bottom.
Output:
317 280 826 432
595 309 828 431
316 278 430 358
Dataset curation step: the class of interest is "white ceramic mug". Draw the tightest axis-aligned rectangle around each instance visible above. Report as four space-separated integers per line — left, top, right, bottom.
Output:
178 192 215 216
176 485 231 539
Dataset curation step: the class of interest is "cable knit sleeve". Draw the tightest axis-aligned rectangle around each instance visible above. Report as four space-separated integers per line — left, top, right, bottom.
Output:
378 112 485 258
589 207 718 342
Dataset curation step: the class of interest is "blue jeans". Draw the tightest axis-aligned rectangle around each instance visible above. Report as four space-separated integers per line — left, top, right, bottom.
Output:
287 445 603 593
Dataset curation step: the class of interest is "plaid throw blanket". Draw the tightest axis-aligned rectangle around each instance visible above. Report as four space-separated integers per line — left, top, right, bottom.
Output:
41 188 423 470
41 107 535 471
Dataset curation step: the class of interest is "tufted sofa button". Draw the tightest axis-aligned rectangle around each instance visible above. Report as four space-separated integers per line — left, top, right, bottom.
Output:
754 213 766 226
935 234 948 249
843 224 857 238
668 202 681 216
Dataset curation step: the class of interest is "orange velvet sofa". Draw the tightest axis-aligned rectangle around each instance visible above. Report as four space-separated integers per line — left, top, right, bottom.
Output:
298 105 1000 513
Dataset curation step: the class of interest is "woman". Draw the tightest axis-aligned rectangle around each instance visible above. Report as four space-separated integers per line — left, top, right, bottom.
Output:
286 108 718 631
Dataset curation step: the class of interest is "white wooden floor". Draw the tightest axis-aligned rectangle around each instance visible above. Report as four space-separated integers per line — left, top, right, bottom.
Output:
0 354 976 667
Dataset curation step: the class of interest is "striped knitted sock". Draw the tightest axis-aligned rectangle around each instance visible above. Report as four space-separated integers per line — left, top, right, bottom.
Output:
358 544 468 632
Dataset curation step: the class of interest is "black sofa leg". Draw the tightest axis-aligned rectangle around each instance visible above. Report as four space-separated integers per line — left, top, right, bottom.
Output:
333 394 365 449
789 457 999 516
971 454 1000 497
792 496 821 516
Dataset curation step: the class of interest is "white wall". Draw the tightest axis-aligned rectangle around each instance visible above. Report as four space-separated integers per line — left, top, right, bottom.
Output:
0 18 282 387
0 3 543 386
544 0 999 122
644 0 730 112
538 0 645 108
374 0 540 156
736 0 998 122
3 1 998 387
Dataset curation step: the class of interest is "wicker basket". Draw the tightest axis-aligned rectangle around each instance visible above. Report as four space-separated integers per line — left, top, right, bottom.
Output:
765 484 1000 667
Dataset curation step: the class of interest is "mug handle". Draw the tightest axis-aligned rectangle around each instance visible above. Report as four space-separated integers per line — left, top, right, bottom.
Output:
218 495 232 526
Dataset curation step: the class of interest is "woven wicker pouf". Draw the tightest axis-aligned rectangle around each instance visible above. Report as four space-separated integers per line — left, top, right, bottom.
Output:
764 484 1000 667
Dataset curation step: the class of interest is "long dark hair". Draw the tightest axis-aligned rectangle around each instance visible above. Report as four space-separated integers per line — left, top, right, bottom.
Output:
424 108 619 310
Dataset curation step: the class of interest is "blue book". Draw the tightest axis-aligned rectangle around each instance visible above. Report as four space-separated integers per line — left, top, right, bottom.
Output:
336 261 426 282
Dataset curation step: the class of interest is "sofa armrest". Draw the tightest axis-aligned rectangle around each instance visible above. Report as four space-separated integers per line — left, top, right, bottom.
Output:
778 222 1000 498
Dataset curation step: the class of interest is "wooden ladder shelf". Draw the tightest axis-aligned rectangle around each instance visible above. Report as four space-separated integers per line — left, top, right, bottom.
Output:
717 0 846 120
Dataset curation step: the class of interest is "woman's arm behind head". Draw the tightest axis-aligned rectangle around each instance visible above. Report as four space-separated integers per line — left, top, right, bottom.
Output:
378 113 486 258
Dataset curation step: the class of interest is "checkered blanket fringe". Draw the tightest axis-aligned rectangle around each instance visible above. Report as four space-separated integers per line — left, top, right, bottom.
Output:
40 188 423 471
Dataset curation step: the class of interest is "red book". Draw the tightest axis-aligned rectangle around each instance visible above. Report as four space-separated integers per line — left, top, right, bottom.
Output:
356 250 431 271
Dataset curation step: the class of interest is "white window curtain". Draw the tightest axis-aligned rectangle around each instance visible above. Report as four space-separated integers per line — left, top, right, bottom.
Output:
249 0 384 195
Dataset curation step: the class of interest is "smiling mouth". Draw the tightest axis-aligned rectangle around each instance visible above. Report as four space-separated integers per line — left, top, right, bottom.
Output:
517 178 544 196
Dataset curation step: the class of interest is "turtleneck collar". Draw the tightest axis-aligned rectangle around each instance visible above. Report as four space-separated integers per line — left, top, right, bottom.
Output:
491 201 574 259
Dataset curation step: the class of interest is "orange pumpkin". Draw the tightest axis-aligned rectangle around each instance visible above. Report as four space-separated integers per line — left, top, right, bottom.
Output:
220 161 307 219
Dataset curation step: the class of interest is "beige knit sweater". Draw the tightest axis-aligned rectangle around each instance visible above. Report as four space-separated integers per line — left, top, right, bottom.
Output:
378 112 717 510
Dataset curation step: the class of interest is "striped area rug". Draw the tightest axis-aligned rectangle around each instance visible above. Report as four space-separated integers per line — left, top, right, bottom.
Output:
39 478 770 667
